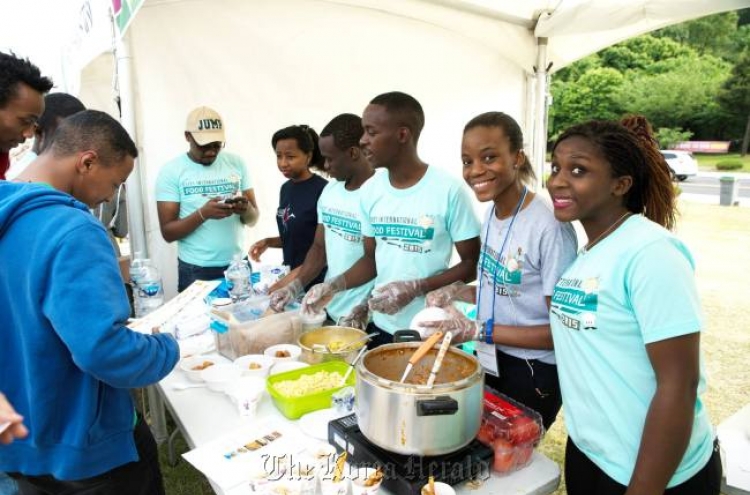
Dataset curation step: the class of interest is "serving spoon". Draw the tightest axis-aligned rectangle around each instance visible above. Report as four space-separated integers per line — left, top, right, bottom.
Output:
399 331 444 383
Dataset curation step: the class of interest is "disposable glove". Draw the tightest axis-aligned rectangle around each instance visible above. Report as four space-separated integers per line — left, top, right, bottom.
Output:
368 279 426 315
337 302 370 330
425 281 474 308
269 278 303 313
416 305 482 344
301 275 346 315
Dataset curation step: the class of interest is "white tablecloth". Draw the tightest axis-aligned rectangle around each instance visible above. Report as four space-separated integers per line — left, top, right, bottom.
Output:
157 357 561 495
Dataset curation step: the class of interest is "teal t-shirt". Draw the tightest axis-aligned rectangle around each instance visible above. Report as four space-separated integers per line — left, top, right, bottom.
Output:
155 152 252 267
360 166 480 332
550 215 714 487
317 179 376 322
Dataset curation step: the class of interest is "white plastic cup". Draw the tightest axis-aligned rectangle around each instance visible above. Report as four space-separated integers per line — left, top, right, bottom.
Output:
351 467 384 495
421 481 456 495
320 477 349 495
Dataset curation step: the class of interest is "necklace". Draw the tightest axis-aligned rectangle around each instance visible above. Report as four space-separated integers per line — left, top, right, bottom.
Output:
582 211 632 254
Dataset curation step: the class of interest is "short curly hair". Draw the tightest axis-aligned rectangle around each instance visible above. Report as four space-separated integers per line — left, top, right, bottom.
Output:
0 51 54 108
320 113 363 151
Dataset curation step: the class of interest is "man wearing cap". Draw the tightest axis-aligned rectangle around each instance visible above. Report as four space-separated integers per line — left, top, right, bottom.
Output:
156 106 259 292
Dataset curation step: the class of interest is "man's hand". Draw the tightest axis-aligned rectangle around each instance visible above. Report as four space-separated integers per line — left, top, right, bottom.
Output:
416 306 481 344
425 281 473 308
338 302 369 330
269 279 303 312
0 392 28 445
301 275 347 315
200 197 234 220
368 279 426 315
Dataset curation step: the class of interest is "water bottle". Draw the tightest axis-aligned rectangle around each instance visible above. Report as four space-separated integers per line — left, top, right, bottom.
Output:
130 254 165 317
224 255 253 302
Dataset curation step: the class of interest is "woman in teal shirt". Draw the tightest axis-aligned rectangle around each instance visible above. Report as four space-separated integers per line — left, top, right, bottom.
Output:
547 116 720 495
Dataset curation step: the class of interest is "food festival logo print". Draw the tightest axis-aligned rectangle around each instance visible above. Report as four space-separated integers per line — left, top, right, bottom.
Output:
372 215 435 253
550 276 599 331
322 209 362 243
479 244 523 296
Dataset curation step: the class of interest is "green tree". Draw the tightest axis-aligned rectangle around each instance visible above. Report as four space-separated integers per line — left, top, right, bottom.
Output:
617 54 730 138
550 68 624 138
655 128 693 149
598 35 692 73
718 49 750 155
655 11 739 58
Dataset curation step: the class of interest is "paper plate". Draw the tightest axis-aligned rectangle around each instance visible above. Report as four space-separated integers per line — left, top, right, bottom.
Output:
298 408 347 441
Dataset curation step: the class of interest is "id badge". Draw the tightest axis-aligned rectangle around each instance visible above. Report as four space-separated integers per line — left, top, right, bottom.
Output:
477 342 499 377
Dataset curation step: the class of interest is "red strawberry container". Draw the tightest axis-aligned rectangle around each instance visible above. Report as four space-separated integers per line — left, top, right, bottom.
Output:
476 391 544 475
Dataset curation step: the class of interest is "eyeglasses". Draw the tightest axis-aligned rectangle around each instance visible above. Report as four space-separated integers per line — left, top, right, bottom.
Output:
197 141 225 151
189 133 225 151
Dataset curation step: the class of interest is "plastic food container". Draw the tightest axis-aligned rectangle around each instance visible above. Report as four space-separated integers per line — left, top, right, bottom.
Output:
476 391 543 474
266 361 356 419
210 300 301 360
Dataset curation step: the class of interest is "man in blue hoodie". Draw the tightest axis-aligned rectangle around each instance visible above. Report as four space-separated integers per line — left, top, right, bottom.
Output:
0 110 179 494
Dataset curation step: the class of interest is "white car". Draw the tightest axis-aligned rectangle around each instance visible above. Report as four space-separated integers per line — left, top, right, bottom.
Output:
660 150 699 181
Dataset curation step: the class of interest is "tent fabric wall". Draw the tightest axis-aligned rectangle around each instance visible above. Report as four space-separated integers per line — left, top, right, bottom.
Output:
81 0 530 298
77 0 750 300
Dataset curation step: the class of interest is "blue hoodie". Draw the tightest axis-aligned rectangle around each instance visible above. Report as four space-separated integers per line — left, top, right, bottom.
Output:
0 181 179 480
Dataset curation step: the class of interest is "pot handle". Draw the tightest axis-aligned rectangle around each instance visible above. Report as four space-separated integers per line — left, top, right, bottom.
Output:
393 329 421 343
416 396 459 416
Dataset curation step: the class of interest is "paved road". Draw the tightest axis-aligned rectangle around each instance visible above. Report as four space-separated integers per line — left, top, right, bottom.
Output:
679 174 750 199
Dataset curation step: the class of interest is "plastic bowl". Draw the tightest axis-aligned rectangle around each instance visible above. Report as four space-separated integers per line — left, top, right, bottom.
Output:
234 354 275 377
264 343 302 363
200 363 242 392
179 355 222 383
351 467 384 495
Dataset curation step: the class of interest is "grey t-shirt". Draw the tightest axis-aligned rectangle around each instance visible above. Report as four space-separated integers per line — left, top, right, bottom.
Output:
476 194 577 364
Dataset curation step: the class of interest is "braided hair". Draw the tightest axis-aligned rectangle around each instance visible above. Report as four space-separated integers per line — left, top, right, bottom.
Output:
553 117 676 230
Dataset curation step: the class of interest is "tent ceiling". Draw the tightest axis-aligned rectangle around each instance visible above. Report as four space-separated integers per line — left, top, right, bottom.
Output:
257 0 750 72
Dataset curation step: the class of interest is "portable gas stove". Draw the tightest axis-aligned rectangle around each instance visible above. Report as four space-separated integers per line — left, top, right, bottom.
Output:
328 414 494 495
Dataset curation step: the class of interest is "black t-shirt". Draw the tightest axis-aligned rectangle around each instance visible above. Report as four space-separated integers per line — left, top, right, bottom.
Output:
276 174 328 287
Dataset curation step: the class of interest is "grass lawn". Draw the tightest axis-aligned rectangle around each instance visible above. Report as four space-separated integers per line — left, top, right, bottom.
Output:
157 199 750 494
695 153 750 172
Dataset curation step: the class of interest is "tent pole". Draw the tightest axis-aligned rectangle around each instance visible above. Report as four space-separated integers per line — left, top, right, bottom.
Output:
115 33 148 259
533 37 549 190
114 33 169 444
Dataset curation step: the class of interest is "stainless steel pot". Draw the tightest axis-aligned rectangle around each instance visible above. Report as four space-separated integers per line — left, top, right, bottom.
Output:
297 326 367 365
355 341 484 456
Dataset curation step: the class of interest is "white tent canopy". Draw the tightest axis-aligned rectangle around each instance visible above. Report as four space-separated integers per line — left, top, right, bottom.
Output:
71 0 748 298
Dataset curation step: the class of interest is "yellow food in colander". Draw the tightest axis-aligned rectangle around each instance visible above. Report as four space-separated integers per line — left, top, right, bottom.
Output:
273 371 345 397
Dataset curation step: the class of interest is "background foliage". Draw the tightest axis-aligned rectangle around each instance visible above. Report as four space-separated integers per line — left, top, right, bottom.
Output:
549 10 750 150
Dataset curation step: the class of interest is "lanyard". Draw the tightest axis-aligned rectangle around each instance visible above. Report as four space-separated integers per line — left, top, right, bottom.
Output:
477 186 528 327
